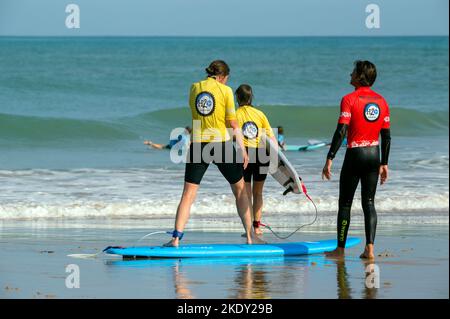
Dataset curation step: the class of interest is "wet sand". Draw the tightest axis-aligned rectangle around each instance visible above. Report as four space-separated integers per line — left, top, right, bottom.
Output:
0 220 448 299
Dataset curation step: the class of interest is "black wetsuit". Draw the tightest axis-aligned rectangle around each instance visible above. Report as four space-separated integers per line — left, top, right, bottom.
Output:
327 124 391 248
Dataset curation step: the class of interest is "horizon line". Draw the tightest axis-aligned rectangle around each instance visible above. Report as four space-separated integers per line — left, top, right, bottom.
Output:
0 34 448 38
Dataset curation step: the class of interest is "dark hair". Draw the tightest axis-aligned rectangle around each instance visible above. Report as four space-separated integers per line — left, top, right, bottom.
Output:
235 84 253 106
205 60 230 77
353 60 377 86
277 126 284 134
185 126 192 134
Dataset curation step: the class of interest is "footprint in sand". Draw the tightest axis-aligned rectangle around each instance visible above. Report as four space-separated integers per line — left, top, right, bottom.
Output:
377 250 395 258
39 250 55 254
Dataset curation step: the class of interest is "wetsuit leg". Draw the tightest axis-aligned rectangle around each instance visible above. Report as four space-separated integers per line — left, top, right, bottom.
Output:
337 151 360 248
360 147 380 245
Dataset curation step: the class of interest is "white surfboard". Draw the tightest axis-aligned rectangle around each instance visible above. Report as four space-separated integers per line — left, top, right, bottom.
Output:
260 135 304 195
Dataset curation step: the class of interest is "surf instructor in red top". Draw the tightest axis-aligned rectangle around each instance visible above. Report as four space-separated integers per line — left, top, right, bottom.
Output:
165 60 260 247
322 60 391 259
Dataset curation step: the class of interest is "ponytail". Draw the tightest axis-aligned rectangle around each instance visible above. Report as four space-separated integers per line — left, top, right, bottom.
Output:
205 60 230 77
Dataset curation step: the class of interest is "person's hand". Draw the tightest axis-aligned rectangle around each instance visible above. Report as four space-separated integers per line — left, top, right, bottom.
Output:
322 159 332 180
143 140 152 145
242 150 249 170
379 165 388 185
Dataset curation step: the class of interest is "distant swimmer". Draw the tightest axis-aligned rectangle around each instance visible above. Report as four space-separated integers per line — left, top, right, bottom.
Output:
236 84 277 236
277 126 286 150
164 60 261 247
144 126 192 150
322 60 391 260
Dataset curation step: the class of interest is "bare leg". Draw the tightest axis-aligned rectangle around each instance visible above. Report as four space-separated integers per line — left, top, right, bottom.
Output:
252 181 265 235
241 182 254 237
164 182 199 247
245 182 253 209
231 178 263 244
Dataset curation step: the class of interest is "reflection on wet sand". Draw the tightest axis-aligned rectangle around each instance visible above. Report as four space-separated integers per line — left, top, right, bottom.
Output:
335 260 352 299
230 264 270 299
228 258 309 299
172 262 196 299
170 257 309 299
362 261 378 299
331 257 379 299
106 257 295 298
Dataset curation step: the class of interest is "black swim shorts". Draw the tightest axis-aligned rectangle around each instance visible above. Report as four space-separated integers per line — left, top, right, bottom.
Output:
184 141 243 185
243 147 270 183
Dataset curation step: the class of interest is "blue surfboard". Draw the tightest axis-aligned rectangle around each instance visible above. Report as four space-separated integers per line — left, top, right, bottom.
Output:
104 237 360 259
284 141 328 152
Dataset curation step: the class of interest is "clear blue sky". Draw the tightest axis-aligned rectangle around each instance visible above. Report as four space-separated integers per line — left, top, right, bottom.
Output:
0 0 448 36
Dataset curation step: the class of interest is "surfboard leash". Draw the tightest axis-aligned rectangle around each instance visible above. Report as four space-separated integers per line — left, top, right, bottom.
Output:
67 231 174 259
259 183 318 240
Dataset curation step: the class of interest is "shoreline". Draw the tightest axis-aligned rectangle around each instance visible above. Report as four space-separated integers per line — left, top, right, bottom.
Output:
0 208 448 230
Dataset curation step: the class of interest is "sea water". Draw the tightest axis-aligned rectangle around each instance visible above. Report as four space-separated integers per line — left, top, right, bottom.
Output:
0 36 448 226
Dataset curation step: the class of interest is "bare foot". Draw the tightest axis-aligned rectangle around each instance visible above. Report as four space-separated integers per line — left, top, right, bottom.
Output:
360 245 375 259
252 235 267 245
241 229 263 237
245 234 259 245
254 228 263 236
359 250 375 259
325 247 345 259
163 238 179 247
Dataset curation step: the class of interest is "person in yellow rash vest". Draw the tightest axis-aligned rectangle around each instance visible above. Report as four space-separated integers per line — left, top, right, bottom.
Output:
236 84 278 236
164 61 263 247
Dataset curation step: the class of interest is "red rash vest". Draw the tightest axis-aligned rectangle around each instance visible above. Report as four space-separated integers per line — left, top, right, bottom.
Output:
338 86 390 148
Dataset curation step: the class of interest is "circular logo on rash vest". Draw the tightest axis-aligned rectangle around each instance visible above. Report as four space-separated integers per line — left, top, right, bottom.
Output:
364 103 380 122
242 121 259 139
195 92 215 116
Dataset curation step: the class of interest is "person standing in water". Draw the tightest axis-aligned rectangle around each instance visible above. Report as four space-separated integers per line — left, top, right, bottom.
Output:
276 126 286 150
165 60 259 247
235 84 277 236
322 60 391 259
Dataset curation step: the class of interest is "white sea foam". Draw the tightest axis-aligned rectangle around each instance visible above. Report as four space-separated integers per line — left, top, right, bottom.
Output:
0 146 448 224
0 193 447 224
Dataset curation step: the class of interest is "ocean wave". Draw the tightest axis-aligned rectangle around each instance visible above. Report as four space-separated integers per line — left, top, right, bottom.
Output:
0 106 448 145
0 165 448 223
131 106 449 137
0 194 447 224
0 113 137 142
409 156 449 169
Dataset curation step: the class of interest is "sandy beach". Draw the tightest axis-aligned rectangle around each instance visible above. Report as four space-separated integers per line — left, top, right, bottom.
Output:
0 219 447 299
